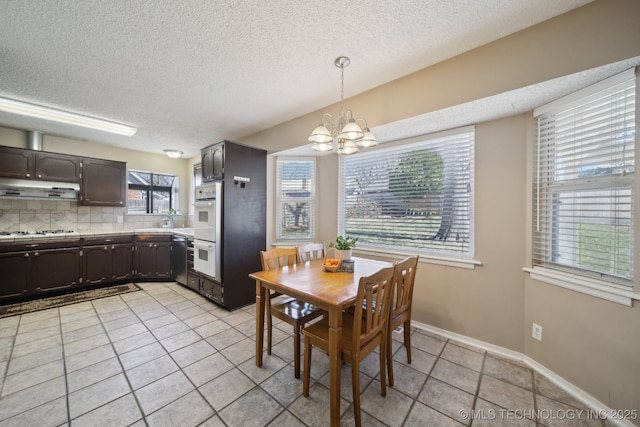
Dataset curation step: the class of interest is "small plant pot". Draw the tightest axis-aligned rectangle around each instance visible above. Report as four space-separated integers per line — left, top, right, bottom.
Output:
338 249 352 260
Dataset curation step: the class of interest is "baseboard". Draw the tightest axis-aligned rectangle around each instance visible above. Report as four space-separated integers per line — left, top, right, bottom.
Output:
411 320 636 427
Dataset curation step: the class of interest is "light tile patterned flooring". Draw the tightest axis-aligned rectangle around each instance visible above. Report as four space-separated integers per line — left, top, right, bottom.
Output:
0 282 614 427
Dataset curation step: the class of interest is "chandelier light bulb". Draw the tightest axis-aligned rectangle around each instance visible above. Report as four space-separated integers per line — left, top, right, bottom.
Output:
308 56 376 155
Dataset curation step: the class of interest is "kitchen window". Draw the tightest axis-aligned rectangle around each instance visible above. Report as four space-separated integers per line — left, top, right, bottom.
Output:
276 157 316 241
127 170 179 214
338 127 475 260
532 69 635 290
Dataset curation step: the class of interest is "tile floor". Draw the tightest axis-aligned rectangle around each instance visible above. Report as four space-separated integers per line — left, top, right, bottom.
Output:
0 282 615 427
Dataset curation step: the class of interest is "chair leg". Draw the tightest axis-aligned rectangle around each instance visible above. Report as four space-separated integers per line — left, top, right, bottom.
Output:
303 338 311 397
293 325 301 379
379 341 387 398
387 328 394 387
266 299 272 355
352 361 362 427
404 319 412 364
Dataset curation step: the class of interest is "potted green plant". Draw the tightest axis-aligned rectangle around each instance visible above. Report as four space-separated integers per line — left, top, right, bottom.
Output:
329 235 358 260
163 208 178 228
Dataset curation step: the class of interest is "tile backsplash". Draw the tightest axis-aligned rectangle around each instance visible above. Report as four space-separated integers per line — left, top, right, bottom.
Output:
0 199 189 232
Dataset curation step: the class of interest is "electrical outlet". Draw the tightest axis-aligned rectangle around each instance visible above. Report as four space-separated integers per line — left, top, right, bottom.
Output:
532 323 543 341
116 215 124 224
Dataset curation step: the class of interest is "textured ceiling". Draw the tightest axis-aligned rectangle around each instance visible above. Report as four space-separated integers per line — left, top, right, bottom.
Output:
0 0 596 158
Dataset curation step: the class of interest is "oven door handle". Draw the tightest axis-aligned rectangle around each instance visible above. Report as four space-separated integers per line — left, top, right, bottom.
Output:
194 201 214 207
194 242 214 249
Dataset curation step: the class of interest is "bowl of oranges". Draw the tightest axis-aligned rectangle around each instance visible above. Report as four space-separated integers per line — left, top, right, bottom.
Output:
322 248 342 272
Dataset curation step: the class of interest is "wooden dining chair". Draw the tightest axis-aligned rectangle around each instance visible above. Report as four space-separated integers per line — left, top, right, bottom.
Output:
297 242 325 263
387 255 419 387
302 265 396 427
260 247 325 379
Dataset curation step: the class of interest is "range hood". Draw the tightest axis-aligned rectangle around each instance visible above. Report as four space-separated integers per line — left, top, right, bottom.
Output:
0 178 80 200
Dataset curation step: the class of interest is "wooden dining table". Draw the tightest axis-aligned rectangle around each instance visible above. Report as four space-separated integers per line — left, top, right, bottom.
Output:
250 256 392 426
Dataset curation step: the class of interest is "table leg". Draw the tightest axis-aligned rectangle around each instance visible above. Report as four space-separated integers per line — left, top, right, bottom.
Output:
255 280 265 367
328 306 343 426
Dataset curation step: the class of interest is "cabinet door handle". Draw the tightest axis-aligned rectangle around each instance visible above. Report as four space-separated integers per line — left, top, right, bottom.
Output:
34 252 39 256
104 246 108 251
25 173 31 178
37 174 42 179
24 253 29 257
104 239 114 242
26 244 39 248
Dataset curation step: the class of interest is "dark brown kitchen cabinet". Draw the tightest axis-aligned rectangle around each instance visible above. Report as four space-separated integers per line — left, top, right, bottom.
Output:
35 151 81 182
83 242 133 285
111 244 134 281
201 142 224 182
135 236 172 279
0 146 36 180
0 146 80 182
32 247 81 293
0 251 31 299
0 240 81 299
80 158 126 206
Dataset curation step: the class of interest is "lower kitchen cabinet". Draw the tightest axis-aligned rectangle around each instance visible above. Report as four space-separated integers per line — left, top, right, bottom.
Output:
135 236 172 279
112 243 134 280
200 275 223 305
83 241 133 285
0 241 81 299
32 247 81 293
0 251 30 299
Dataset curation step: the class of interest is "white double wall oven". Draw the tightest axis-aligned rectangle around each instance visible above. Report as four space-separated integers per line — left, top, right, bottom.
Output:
193 181 222 281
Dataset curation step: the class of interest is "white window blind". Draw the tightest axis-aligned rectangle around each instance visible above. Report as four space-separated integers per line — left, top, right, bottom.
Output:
533 69 636 285
276 157 316 241
339 127 474 257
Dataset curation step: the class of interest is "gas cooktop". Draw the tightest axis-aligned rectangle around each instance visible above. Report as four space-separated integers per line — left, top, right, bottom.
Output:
0 230 76 236
0 230 76 238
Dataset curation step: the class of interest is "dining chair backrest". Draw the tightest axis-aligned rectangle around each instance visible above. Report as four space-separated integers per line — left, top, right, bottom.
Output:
260 247 298 271
297 242 325 263
352 265 396 353
390 256 419 320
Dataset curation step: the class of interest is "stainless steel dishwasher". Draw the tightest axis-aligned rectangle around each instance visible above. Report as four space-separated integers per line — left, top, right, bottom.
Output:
171 235 187 286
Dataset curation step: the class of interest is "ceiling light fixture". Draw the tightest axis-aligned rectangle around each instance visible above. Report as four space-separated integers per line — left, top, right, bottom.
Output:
309 56 377 155
0 97 137 136
164 149 183 159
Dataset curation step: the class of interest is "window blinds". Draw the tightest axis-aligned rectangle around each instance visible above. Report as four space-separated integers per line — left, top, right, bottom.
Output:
276 158 316 241
339 127 474 257
533 68 636 284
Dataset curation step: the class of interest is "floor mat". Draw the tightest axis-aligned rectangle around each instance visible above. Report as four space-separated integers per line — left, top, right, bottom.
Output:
0 283 142 318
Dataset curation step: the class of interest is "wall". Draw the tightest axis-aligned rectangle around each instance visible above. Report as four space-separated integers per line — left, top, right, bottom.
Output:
0 129 192 231
242 0 640 420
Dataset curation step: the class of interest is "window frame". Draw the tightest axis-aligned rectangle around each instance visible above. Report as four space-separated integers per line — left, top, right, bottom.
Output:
527 68 639 305
127 169 178 214
337 126 476 267
275 156 316 242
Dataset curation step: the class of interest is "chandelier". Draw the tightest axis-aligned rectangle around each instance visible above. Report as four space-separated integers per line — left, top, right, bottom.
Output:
309 56 377 155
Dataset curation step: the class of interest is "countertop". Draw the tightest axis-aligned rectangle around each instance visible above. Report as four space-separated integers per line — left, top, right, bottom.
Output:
0 228 195 243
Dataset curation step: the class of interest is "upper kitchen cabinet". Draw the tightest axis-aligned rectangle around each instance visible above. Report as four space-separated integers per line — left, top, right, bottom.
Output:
0 146 80 182
0 146 35 179
80 158 127 206
201 141 224 182
34 151 81 182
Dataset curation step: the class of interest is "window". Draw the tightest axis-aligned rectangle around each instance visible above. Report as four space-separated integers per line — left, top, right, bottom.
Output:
276 157 316 241
533 69 635 285
339 127 474 258
127 170 179 214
